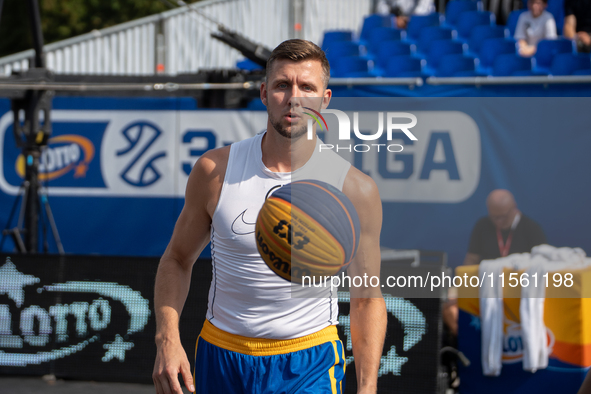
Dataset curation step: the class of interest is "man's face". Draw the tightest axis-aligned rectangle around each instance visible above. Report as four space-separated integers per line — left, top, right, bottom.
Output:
488 204 516 230
528 0 546 18
261 59 331 140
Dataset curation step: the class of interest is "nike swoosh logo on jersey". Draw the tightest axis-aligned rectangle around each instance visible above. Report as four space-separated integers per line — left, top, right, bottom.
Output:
230 185 284 236
231 209 256 235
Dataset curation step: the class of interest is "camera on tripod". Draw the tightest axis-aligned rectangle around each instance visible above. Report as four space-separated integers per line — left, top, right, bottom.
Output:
0 0 63 255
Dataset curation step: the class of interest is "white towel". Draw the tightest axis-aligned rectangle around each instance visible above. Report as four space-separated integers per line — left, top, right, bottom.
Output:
479 253 529 376
478 246 590 376
530 244 586 264
520 247 591 373
519 260 547 373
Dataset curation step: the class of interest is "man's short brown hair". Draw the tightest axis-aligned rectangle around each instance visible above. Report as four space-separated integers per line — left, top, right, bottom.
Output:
266 39 330 88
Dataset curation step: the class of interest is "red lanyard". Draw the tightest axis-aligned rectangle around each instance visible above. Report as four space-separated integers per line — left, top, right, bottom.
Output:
496 228 513 257
496 213 520 257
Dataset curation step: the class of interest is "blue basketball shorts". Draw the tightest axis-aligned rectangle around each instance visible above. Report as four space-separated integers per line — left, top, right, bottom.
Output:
193 320 346 394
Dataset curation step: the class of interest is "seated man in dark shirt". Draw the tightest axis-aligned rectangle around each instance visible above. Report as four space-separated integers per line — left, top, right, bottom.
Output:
463 189 547 265
564 0 591 52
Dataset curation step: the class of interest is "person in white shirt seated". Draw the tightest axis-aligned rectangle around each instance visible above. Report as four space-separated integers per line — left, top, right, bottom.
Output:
377 0 435 29
514 0 557 57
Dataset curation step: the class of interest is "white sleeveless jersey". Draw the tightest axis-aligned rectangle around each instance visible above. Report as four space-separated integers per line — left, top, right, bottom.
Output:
207 131 352 339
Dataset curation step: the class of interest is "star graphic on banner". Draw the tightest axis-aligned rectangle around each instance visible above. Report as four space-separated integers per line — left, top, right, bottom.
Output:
470 315 481 331
102 334 134 362
0 259 40 307
378 346 408 377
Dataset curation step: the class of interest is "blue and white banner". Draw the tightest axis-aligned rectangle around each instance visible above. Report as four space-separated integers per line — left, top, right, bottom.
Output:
0 96 590 265
0 108 267 197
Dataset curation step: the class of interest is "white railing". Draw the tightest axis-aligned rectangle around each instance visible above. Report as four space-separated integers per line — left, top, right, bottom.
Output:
0 0 372 76
0 14 161 76
302 0 371 45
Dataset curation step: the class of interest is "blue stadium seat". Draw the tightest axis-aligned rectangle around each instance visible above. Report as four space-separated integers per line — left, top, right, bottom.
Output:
360 14 395 43
467 25 507 56
331 56 373 78
492 53 533 76
321 30 354 51
445 0 480 26
506 9 527 37
236 58 263 71
573 68 591 75
550 53 591 75
424 40 465 74
455 11 495 40
384 55 424 77
368 27 403 54
477 37 517 74
406 13 441 41
436 54 478 76
416 26 455 55
532 39 574 74
546 0 565 35
324 41 361 64
375 40 413 69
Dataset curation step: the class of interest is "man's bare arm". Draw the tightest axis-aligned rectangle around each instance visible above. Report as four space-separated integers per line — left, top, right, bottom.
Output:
152 147 229 394
343 168 387 394
564 15 577 38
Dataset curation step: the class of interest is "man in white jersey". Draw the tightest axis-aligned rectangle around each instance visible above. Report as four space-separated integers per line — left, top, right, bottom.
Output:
152 39 387 394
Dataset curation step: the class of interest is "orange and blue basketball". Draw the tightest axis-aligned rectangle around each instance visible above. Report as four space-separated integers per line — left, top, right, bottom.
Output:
255 180 360 283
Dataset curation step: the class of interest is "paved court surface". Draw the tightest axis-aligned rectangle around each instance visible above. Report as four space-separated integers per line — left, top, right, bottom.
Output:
1 375 192 394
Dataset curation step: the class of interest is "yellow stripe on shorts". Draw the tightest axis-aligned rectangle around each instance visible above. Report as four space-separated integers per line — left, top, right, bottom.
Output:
329 340 340 394
199 320 340 356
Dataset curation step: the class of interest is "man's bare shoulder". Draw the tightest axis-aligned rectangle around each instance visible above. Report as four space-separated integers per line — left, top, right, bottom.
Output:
191 145 231 180
342 165 381 206
186 146 231 217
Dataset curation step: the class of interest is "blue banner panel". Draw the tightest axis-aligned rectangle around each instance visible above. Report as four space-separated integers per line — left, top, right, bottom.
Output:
309 97 591 267
0 97 267 256
1 96 590 268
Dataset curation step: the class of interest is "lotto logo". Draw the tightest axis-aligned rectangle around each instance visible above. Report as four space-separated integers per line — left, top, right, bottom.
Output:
0 258 150 366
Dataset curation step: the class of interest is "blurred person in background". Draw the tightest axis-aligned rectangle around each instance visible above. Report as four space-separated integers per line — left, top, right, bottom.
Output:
564 0 591 52
463 189 547 265
515 0 557 56
488 0 522 26
376 0 435 29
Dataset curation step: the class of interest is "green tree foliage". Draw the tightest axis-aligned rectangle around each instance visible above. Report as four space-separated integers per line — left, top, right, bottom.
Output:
0 0 201 58
0 0 31 58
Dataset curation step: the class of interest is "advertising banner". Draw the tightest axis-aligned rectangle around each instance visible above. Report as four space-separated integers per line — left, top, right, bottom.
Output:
1 97 591 268
0 253 443 393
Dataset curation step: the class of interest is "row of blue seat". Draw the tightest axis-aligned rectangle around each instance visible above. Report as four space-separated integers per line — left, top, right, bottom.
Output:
323 6 527 50
235 2 589 78
328 37 590 77
321 5 590 78
334 51 590 78
327 24 503 59
236 48 590 77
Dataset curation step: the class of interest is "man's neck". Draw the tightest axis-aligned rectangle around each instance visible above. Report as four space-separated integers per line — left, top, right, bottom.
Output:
261 129 316 173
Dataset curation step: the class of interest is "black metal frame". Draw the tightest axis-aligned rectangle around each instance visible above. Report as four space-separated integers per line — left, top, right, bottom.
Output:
0 0 56 254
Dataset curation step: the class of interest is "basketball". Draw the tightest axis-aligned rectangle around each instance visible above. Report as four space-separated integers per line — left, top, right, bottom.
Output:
255 180 361 283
